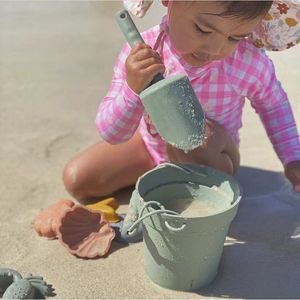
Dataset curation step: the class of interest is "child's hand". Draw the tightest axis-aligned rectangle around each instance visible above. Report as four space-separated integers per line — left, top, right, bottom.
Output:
166 119 240 176
125 44 165 94
284 160 300 192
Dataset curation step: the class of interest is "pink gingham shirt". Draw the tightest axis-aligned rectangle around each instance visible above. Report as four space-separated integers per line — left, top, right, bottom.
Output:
96 16 300 166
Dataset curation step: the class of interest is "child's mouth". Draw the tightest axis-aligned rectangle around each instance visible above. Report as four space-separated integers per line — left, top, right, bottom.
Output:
191 53 211 63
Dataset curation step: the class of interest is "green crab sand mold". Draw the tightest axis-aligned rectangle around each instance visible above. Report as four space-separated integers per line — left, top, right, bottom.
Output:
0 268 54 299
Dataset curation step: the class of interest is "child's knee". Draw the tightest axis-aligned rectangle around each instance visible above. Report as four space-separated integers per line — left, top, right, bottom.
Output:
63 159 85 200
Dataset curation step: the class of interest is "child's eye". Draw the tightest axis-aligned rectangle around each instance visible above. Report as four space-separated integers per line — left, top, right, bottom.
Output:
195 25 211 35
228 37 240 43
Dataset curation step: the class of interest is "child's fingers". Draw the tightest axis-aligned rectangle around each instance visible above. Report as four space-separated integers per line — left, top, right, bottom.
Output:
137 56 164 69
294 184 300 193
131 43 152 54
291 175 300 192
143 63 166 78
285 162 300 193
136 49 161 62
131 44 161 61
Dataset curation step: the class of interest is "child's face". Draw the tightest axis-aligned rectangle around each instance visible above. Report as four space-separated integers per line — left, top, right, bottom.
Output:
163 1 264 67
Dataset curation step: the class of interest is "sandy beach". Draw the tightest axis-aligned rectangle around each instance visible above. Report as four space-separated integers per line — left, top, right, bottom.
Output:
1 1 300 298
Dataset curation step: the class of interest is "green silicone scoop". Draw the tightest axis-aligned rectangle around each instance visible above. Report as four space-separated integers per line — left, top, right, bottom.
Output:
115 9 205 151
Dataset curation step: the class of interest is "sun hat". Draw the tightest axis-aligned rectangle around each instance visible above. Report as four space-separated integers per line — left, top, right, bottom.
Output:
123 0 300 51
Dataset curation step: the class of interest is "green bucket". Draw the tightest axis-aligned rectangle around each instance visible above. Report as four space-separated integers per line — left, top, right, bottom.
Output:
124 163 242 291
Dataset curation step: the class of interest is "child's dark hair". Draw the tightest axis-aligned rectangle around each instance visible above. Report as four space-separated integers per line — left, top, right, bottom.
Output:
218 1 273 20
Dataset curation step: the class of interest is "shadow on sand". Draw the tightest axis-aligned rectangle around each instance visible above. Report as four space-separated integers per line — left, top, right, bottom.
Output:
196 166 300 298
86 166 300 298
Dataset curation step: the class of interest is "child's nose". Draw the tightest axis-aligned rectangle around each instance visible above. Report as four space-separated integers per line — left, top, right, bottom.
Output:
202 35 225 56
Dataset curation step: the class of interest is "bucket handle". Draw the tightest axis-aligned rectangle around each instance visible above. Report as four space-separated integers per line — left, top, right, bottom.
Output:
158 163 209 177
127 201 186 234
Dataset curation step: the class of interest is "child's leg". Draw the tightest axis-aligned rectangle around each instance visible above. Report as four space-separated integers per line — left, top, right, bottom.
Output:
166 119 240 175
63 131 155 202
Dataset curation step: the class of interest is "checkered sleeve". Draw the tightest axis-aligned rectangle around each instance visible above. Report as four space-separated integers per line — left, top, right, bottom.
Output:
95 44 144 144
247 54 300 165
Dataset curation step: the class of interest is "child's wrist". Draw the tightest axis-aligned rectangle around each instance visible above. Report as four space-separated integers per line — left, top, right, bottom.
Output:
123 81 144 113
124 80 140 99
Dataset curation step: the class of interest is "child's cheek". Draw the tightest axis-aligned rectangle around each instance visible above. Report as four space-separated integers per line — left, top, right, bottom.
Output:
170 33 191 53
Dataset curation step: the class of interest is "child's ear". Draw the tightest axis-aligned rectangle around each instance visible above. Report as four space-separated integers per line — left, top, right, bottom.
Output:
162 0 169 7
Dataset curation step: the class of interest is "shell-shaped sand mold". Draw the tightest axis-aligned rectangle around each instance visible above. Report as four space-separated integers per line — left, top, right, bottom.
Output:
57 206 115 258
33 199 75 239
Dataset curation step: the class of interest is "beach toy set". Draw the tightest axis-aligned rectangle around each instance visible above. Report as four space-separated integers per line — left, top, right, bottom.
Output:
0 0 295 297
31 7 230 291
32 2 300 292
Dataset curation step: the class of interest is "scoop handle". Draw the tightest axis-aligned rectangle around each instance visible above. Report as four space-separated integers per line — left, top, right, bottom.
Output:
115 9 164 84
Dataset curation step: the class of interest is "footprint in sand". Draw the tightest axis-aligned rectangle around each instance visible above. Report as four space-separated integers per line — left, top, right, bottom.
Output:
44 132 76 159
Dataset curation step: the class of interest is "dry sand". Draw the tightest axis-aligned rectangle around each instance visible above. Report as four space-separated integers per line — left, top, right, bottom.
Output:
1 1 300 298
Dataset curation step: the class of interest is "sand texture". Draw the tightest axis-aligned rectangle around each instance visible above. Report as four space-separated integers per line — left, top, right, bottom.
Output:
1 1 300 298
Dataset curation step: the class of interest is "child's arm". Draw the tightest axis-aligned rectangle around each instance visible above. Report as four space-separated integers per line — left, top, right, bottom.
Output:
96 43 164 144
95 64 143 144
248 55 300 191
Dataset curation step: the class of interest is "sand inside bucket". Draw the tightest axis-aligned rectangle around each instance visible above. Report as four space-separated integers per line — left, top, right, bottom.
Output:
168 198 221 217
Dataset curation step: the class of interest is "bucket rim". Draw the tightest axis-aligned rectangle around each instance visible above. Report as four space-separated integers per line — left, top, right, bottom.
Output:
135 163 243 220
138 193 242 220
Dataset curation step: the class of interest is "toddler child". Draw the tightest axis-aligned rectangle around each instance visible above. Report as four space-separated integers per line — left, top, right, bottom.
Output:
63 1 300 201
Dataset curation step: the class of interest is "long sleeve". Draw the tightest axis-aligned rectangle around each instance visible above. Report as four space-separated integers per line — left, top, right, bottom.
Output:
95 44 144 144
247 56 300 165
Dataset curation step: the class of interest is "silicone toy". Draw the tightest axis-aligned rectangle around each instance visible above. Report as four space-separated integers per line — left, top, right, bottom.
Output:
85 197 121 223
0 268 54 299
33 199 74 239
120 163 241 290
110 214 128 244
33 199 116 258
56 206 116 258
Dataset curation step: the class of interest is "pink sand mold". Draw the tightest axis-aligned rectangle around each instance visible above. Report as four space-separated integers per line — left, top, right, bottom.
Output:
33 199 115 258
57 206 115 258
33 199 75 239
